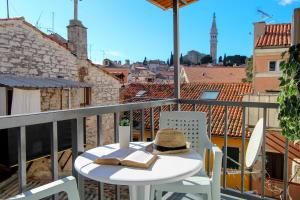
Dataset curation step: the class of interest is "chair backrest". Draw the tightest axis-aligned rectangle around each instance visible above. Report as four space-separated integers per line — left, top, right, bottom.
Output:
8 176 80 200
159 111 212 160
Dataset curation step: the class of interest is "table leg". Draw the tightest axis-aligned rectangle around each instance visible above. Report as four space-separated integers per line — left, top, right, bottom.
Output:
129 185 151 200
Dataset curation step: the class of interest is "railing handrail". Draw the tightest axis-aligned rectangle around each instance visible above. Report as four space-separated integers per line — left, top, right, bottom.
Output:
0 99 177 130
179 99 279 108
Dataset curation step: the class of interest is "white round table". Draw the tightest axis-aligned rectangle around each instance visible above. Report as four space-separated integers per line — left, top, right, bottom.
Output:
74 142 203 200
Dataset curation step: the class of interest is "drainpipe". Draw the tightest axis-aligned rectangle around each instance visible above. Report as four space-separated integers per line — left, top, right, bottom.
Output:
173 0 180 110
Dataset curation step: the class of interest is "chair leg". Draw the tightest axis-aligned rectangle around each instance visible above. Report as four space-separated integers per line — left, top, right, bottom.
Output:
149 188 155 200
155 190 163 200
207 191 212 200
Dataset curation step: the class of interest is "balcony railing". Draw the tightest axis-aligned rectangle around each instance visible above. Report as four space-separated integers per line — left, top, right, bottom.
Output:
0 99 294 200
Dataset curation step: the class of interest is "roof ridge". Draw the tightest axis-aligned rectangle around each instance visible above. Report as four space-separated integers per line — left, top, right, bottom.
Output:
0 17 121 82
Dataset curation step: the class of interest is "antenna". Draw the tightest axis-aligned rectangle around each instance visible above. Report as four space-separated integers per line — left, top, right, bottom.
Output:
6 0 9 18
257 9 272 21
89 44 92 60
52 12 55 32
35 11 43 28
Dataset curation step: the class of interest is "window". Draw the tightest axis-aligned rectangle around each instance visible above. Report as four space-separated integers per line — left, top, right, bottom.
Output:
266 152 284 180
136 90 147 97
200 91 219 100
269 61 276 71
84 88 92 106
223 147 240 169
269 60 284 72
79 88 92 107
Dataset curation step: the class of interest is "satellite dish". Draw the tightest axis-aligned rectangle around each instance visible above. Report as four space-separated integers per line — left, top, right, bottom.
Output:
245 118 264 168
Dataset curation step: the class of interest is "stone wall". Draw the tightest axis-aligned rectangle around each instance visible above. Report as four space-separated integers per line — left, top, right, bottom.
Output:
0 18 121 160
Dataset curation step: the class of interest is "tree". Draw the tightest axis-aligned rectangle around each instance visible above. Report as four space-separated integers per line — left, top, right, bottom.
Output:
143 57 147 66
278 44 300 141
167 59 170 66
242 56 253 83
200 55 212 64
224 55 247 66
169 52 174 66
180 53 183 64
218 56 223 63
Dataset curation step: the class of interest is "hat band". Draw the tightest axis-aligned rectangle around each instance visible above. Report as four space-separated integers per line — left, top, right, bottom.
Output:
153 144 187 152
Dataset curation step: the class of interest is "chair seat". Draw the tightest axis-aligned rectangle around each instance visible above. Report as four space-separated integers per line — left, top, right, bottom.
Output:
152 175 211 194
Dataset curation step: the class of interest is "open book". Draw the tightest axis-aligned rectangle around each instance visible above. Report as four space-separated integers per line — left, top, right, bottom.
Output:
94 149 158 169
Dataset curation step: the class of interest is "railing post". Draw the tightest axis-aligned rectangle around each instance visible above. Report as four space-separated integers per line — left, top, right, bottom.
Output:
51 121 59 200
129 110 133 142
18 126 26 192
114 112 121 200
114 112 120 143
141 109 145 141
51 121 58 181
150 107 155 140
207 105 212 176
241 107 246 193
223 106 228 189
283 138 289 200
97 115 104 200
72 117 85 200
261 108 267 198
97 115 103 146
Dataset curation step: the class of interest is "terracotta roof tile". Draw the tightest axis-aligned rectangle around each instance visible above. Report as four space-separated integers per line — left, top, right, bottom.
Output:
183 67 246 83
256 23 291 48
121 83 253 138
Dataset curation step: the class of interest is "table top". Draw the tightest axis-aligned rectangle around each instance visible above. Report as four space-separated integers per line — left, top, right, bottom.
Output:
74 142 203 186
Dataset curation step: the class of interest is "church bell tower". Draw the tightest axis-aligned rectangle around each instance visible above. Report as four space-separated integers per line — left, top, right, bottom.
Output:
210 13 218 64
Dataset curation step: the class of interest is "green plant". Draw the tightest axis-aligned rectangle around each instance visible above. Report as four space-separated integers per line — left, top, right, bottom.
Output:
119 119 130 126
242 56 253 83
277 44 300 141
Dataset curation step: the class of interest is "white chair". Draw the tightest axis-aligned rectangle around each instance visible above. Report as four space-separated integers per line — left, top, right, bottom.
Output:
8 176 80 200
151 111 223 200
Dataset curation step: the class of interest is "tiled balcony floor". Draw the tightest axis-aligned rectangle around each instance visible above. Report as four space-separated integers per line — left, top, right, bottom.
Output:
0 174 245 200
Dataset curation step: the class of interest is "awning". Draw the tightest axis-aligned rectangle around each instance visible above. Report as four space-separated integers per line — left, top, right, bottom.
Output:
147 0 198 10
0 75 92 88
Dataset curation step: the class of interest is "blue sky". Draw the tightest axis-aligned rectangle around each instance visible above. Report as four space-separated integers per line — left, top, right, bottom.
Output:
0 0 299 63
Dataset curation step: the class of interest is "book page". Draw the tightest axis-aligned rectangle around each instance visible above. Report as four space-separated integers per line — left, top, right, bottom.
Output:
94 148 135 165
121 150 158 168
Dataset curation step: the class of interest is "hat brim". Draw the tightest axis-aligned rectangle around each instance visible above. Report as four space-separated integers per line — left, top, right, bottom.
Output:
152 142 191 155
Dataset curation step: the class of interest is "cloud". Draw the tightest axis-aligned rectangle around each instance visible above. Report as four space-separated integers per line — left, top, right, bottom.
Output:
278 0 297 5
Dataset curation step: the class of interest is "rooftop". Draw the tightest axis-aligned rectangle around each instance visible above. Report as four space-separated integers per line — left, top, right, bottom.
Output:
121 82 253 137
255 23 291 48
183 66 247 83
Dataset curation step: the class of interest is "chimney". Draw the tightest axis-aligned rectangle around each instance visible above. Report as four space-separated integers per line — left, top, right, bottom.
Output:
253 22 266 48
292 8 300 45
67 0 87 60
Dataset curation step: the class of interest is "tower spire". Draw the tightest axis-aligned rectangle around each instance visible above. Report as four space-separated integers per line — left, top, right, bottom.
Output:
210 12 218 64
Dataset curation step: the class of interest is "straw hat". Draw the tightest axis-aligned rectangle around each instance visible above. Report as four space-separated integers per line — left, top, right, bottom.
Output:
153 128 190 154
